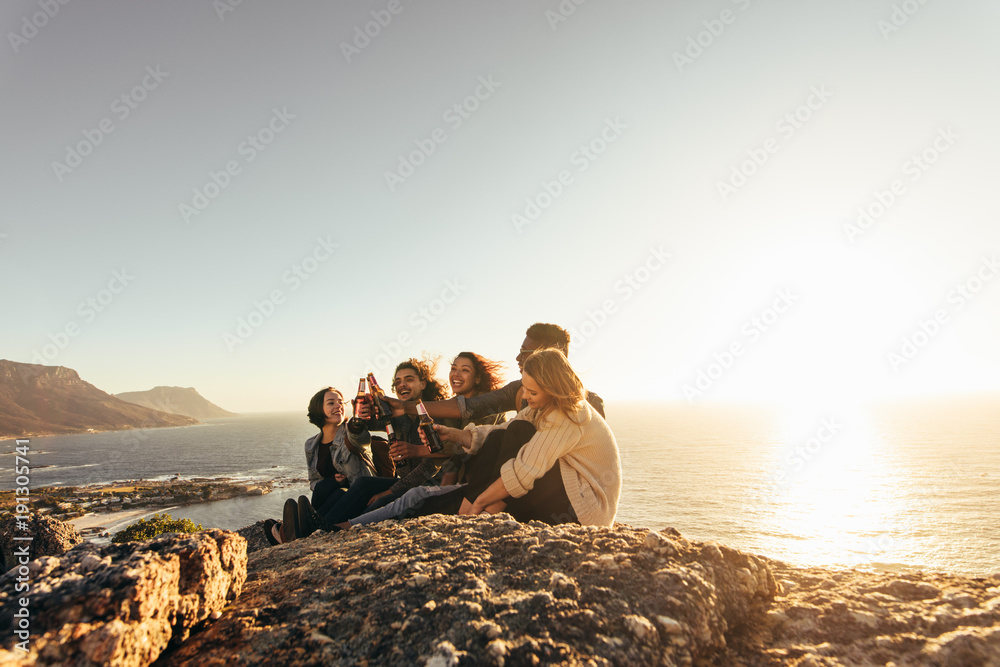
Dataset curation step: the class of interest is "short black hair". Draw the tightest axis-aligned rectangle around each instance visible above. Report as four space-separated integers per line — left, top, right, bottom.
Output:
525 322 571 356
307 387 342 429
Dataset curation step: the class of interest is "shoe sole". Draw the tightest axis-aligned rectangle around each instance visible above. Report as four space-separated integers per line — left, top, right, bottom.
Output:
282 498 299 541
297 496 314 537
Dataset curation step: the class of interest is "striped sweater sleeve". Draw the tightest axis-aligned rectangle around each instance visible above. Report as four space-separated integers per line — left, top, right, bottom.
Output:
499 412 581 498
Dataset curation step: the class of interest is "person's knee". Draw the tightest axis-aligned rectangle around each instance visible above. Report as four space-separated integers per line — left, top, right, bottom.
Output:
505 420 536 441
482 428 506 449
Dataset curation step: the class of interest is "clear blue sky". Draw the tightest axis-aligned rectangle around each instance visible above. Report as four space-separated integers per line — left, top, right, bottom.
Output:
2 0 999 412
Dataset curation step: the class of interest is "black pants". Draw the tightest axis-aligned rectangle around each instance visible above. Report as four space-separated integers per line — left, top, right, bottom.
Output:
312 478 347 516
463 420 578 526
319 476 397 524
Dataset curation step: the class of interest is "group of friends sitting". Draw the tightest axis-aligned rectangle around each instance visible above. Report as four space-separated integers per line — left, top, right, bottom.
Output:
263 322 622 545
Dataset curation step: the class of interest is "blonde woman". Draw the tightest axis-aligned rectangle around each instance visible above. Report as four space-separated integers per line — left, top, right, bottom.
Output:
430 349 622 527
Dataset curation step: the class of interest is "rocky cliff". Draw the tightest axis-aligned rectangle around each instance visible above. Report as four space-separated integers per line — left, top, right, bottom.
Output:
0 360 198 438
1 516 998 666
114 386 237 420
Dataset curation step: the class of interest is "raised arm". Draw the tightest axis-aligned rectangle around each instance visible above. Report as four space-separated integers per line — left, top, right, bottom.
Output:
383 395 461 419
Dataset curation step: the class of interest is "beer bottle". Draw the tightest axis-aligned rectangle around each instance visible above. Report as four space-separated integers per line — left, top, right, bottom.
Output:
416 400 444 453
347 378 368 429
366 373 391 421
385 421 401 462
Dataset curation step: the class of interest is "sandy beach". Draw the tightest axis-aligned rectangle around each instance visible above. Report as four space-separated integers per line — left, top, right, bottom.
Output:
68 507 178 533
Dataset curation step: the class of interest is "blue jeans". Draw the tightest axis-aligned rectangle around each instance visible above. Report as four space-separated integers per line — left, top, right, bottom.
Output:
350 484 465 526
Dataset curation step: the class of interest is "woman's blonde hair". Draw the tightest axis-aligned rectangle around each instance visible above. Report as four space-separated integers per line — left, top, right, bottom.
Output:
521 348 586 423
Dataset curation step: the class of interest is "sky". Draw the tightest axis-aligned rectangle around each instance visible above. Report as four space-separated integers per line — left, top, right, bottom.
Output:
2 0 999 413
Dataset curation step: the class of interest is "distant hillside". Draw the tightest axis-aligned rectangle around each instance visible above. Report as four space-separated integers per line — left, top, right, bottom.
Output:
115 386 237 419
0 360 199 439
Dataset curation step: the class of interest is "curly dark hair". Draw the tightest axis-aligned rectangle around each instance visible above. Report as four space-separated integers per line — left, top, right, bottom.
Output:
453 351 505 396
394 357 448 402
307 387 343 429
525 322 571 356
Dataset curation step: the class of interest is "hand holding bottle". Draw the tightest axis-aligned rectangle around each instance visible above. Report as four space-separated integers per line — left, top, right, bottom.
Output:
354 399 372 421
389 439 426 461
425 423 471 449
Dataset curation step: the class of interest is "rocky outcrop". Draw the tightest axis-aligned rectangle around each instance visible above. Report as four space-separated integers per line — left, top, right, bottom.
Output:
0 360 199 438
114 386 238 420
750 561 1000 666
0 529 247 666
164 515 777 665
235 520 271 557
3 516 998 665
0 515 83 573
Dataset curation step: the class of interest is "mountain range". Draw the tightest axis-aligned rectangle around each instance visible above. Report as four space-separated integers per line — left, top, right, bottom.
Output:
0 360 201 439
115 386 237 420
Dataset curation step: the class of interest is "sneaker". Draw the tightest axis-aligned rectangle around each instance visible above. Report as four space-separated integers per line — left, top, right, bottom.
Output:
281 498 299 542
297 496 315 537
262 518 280 546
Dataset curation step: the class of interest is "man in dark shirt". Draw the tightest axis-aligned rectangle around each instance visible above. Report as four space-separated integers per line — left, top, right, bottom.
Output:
385 322 605 420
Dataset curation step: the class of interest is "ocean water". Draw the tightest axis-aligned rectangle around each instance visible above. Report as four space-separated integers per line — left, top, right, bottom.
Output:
3 400 998 576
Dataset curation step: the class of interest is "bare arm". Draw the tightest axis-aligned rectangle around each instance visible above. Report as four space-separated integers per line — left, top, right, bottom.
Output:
383 396 462 420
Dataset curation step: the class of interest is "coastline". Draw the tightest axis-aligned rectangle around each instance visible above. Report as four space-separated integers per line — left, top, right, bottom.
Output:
67 507 177 536
0 420 205 441
1 476 302 539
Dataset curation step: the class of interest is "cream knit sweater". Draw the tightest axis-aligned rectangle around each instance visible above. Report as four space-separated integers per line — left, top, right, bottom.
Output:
465 401 622 527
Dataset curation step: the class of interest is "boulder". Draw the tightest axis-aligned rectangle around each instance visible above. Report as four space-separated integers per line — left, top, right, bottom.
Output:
0 529 246 666
0 515 83 573
162 515 777 665
747 562 1000 666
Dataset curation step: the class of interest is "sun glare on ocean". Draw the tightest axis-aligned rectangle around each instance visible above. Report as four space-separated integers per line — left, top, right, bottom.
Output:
757 406 902 568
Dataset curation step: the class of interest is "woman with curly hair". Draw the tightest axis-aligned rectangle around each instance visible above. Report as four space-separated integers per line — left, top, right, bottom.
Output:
291 352 510 537
331 352 509 530
288 357 449 535
435 348 621 527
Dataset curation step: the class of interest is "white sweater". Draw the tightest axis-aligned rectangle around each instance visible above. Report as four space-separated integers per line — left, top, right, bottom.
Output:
466 401 621 526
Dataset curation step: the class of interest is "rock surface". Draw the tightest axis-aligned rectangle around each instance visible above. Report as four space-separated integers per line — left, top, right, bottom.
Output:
236 520 271 557
163 514 777 665
0 529 247 666
2 515 998 666
748 561 1000 666
0 515 83 573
